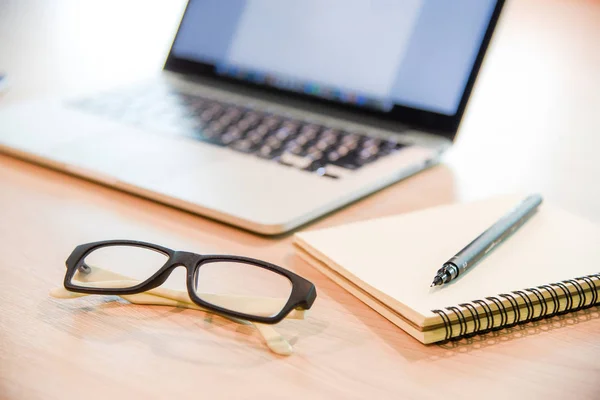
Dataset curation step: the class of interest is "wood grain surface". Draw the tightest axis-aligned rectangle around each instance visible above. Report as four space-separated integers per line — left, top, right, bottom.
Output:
1 1 599 399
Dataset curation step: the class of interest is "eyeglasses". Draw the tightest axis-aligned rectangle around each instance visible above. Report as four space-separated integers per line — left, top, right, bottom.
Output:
61 240 317 324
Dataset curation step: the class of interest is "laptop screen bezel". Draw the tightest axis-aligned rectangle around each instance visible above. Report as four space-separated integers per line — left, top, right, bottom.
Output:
164 0 505 140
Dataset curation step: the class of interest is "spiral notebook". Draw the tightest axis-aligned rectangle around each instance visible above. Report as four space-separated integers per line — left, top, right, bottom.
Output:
294 195 600 344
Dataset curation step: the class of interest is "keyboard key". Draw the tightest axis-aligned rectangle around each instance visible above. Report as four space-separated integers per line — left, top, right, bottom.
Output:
222 107 243 120
326 150 342 162
221 127 243 144
306 148 324 162
230 139 256 153
257 145 283 159
322 164 352 178
199 108 219 123
246 129 268 145
218 108 243 126
295 134 312 146
280 152 312 169
265 136 283 148
299 125 320 138
257 145 271 156
359 147 379 161
202 121 225 138
363 137 383 148
236 117 259 132
274 127 295 141
321 128 339 141
336 144 351 157
254 123 271 136
315 139 332 152
263 116 281 130
243 111 261 125
281 120 300 133
341 132 360 142
286 141 304 155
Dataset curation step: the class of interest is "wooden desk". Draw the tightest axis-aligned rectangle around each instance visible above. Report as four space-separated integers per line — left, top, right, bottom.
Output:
1 1 599 398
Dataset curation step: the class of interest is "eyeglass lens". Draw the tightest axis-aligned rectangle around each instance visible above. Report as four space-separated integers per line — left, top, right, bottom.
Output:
70 245 169 289
193 260 292 318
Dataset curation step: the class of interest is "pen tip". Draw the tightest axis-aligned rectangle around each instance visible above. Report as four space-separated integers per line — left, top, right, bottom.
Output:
430 276 443 287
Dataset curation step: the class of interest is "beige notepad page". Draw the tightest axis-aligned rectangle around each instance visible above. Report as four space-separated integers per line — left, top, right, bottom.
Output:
294 195 600 343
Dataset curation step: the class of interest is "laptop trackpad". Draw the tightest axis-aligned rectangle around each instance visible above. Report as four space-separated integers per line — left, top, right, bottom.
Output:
52 128 225 187
151 153 339 225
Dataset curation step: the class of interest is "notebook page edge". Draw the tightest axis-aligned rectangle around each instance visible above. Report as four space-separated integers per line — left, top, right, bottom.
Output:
294 245 432 344
293 236 434 328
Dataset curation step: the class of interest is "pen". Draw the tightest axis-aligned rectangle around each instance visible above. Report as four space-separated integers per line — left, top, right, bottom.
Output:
430 194 543 287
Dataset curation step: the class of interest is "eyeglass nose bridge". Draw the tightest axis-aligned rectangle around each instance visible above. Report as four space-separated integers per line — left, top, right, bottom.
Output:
170 250 201 266
145 251 201 290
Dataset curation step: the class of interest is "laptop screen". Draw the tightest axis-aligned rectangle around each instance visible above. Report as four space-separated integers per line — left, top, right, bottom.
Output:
171 0 498 117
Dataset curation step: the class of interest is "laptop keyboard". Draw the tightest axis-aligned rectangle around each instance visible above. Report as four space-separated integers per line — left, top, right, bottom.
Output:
71 85 408 179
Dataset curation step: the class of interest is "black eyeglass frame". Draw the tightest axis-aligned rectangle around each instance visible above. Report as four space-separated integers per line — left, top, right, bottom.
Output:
63 240 317 324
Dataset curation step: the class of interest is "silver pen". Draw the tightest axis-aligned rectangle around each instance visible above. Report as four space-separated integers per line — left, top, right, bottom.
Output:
430 194 543 287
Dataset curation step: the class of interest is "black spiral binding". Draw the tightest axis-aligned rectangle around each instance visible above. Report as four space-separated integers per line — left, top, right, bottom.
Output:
432 273 600 341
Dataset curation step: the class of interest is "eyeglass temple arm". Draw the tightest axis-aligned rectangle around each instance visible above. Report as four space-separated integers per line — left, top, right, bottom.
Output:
50 286 293 356
72 266 305 320
66 266 304 355
61 279 305 320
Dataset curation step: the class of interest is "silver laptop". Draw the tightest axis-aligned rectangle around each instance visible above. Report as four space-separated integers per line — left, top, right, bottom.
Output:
0 0 504 235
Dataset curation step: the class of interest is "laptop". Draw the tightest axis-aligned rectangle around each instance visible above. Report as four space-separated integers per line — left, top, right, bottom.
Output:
0 0 504 235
